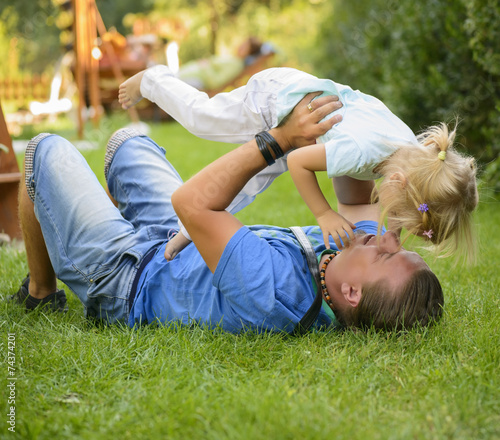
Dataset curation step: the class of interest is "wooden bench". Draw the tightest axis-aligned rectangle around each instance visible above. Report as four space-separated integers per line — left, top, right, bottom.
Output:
0 101 22 240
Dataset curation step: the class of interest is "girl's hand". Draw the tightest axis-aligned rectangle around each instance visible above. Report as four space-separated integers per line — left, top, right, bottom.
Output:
316 209 356 249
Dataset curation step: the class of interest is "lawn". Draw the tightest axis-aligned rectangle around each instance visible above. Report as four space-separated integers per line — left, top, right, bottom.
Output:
1 117 499 440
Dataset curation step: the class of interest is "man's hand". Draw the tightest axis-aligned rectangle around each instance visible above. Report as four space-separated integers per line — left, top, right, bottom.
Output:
269 92 343 152
316 209 356 250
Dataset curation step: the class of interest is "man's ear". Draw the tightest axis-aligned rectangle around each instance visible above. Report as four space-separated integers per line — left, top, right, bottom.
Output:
389 172 407 188
340 283 362 308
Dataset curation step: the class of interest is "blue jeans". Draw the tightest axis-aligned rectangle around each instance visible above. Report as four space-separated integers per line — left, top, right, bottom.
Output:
25 129 183 322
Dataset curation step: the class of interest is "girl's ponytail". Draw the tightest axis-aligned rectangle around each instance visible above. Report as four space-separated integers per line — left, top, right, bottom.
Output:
377 120 478 264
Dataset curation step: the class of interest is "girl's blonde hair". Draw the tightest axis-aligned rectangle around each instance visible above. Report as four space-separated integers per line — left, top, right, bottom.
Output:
376 122 478 263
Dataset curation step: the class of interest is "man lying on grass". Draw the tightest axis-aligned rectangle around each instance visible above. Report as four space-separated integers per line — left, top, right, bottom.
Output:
11 93 443 332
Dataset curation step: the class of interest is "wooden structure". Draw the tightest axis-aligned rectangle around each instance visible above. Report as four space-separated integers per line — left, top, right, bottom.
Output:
72 0 139 137
72 0 101 137
0 100 22 240
0 75 51 109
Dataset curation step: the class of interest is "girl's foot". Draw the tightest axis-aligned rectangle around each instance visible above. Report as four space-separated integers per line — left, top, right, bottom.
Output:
118 70 146 109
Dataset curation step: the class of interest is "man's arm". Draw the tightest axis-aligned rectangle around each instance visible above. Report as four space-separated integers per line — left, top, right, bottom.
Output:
334 176 380 224
173 92 342 272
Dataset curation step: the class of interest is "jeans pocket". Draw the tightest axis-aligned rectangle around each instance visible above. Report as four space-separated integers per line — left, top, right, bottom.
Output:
84 252 138 298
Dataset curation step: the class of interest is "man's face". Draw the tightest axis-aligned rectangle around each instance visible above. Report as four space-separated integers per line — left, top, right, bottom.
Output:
328 231 429 304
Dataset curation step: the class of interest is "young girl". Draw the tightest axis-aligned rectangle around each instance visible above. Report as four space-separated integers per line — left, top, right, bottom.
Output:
119 66 478 262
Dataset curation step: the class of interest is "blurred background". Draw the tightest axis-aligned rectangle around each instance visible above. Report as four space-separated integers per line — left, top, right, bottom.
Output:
0 0 499 189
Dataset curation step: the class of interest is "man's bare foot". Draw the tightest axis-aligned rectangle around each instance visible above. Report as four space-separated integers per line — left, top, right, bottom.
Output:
119 70 146 110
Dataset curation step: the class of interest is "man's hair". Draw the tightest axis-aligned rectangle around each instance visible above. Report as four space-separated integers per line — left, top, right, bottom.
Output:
336 268 444 331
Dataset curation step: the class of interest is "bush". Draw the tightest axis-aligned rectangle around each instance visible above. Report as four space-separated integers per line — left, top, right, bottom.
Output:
314 0 500 181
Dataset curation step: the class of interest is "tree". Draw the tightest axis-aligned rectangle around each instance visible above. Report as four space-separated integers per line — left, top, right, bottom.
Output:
1 0 60 75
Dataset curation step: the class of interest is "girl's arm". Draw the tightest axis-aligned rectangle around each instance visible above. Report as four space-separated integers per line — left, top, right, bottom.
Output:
287 145 356 249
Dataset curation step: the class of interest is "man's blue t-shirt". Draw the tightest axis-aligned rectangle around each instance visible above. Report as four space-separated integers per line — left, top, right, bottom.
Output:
129 221 381 333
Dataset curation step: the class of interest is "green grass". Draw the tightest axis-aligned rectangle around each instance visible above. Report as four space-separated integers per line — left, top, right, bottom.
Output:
1 117 499 440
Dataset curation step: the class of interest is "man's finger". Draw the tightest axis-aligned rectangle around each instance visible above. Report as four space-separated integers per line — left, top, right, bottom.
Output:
317 115 342 132
313 99 342 121
302 91 323 104
302 92 339 112
311 94 340 109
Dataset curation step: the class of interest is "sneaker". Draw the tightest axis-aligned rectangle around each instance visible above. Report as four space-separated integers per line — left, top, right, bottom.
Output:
9 275 68 313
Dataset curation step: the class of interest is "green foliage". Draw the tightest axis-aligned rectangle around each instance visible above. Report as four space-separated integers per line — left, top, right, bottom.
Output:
0 0 155 76
228 0 326 71
315 0 500 174
0 10 17 77
97 0 155 34
481 156 500 196
139 0 328 67
1 1 61 75
463 0 500 76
